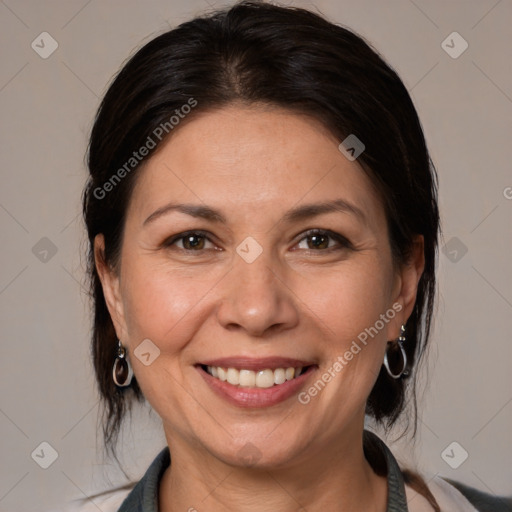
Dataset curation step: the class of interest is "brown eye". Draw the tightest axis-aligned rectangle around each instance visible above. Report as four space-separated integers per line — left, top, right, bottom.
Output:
307 233 330 250
181 234 206 250
295 229 352 252
163 231 216 252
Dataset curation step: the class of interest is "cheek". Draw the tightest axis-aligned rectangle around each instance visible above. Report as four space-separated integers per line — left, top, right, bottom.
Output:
118 258 217 408
303 259 396 403
120 254 227 356
305 259 396 342
288 260 396 430
121 250 396 348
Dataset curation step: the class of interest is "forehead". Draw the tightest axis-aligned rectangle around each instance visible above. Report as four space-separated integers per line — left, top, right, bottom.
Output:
128 105 385 230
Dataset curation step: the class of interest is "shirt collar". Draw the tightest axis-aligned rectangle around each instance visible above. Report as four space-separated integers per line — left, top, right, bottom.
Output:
118 429 409 511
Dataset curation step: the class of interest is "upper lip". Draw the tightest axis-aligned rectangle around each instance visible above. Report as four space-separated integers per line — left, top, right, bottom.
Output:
198 357 316 371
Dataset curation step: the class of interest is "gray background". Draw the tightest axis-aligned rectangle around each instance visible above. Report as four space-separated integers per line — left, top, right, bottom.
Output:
0 0 511 510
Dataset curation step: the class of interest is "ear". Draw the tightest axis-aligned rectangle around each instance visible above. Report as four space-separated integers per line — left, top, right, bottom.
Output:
389 235 425 339
94 234 129 342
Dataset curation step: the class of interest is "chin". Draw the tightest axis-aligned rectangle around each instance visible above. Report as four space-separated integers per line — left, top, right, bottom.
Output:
206 435 302 470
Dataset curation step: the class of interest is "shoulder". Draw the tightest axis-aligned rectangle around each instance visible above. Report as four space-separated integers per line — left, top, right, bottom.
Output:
438 477 512 512
61 485 134 512
404 474 512 512
62 446 170 512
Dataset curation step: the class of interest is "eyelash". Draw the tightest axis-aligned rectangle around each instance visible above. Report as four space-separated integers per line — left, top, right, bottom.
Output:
162 229 352 254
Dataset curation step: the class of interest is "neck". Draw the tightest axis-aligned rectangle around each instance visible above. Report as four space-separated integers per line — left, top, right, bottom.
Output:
159 428 388 512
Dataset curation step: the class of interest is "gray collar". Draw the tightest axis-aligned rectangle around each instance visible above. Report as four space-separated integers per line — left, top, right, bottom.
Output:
118 429 409 511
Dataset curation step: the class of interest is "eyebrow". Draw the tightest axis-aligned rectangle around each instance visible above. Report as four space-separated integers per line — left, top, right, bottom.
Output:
143 198 367 227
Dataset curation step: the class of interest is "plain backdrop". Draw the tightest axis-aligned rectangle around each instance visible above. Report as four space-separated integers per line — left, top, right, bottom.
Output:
0 1 511 510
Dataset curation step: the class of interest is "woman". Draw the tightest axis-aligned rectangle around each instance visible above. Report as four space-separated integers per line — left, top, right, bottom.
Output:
76 1 510 511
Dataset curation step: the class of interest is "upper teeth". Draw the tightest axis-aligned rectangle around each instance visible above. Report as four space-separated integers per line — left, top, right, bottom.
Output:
206 366 304 388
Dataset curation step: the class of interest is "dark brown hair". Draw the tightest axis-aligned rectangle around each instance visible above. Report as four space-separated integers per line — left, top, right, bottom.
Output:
82 1 440 506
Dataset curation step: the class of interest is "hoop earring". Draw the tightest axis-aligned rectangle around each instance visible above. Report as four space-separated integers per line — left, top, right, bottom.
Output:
383 325 409 379
112 340 133 387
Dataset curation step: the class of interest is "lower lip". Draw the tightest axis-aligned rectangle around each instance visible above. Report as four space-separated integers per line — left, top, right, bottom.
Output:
196 365 317 408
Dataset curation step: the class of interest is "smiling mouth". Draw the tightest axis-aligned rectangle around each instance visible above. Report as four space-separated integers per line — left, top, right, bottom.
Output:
199 364 316 389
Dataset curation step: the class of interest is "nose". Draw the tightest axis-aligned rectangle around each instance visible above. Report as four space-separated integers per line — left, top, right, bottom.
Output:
215 248 300 337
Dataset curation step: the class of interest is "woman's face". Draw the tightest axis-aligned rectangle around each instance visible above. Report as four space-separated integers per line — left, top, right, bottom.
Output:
96 104 422 468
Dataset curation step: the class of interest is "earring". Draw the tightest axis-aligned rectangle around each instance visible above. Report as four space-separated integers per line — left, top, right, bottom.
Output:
383 325 409 379
112 340 133 387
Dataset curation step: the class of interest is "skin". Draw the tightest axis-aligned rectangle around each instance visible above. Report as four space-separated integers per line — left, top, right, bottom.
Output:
95 104 424 512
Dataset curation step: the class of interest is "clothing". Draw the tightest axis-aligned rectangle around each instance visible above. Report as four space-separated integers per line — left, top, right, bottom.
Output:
66 430 511 511
116 430 412 511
